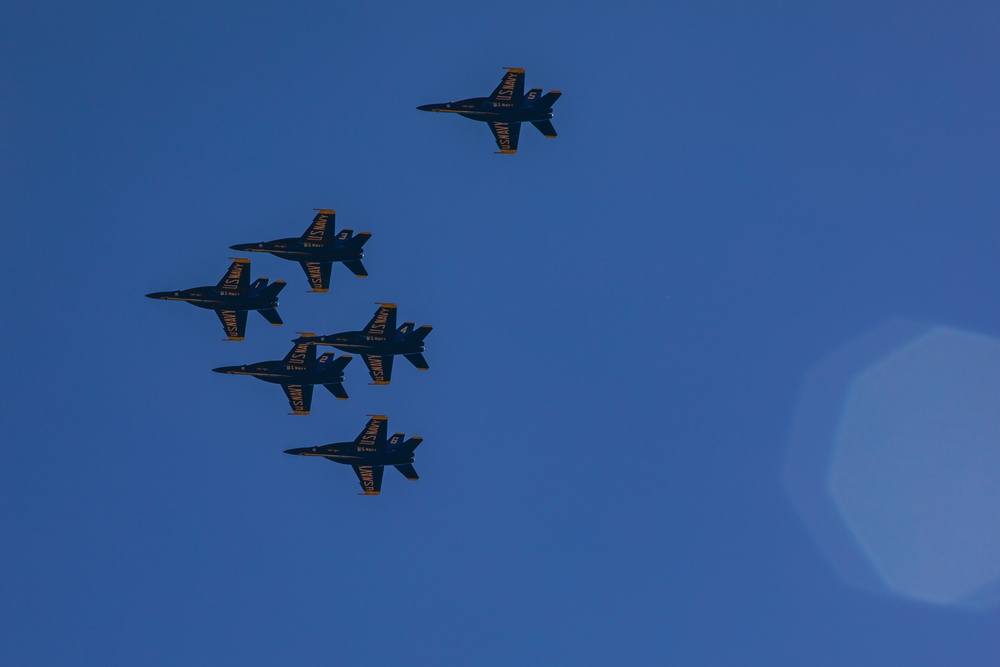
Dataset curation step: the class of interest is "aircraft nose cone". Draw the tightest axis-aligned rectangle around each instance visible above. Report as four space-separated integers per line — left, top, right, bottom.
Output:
229 243 255 251
145 291 173 300
417 104 438 112
212 365 241 374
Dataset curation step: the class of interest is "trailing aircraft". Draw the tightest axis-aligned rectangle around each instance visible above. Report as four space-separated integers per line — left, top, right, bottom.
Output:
230 209 370 293
145 258 285 341
294 303 431 386
212 340 351 415
284 415 424 495
417 67 561 153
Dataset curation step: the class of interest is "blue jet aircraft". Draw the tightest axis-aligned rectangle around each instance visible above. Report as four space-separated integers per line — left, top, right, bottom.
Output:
284 415 424 495
294 303 431 385
146 258 285 341
230 209 370 293
418 68 561 153
212 340 352 415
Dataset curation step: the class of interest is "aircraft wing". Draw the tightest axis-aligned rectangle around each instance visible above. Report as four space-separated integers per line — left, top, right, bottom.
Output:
363 353 393 385
215 309 247 341
301 209 336 244
353 415 388 448
352 464 384 495
362 303 396 339
300 260 332 292
282 341 316 368
217 258 251 292
281 383 313 415
489 68 524 104
488 121 520 154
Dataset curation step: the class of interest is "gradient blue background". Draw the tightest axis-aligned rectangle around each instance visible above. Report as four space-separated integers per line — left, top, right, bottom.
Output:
2 2 998 664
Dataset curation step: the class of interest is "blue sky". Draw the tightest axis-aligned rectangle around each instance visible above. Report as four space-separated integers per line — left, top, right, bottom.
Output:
2 2 998 664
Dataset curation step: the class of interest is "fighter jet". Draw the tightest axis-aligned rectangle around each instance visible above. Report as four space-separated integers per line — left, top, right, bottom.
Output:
284 415 424 495
417 68 561 154
230 209 371 293
212 340 352 415
294 303 431 386
145 258 285 341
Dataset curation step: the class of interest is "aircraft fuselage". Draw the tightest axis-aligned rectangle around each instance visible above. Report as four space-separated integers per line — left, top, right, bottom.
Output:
285 443 416 467
307 331 425 356
419 97 555 123
144 288 278 311
231 238 363 262
212 362 344 386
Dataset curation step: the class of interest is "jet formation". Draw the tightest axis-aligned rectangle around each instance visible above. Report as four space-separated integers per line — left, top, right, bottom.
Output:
418 68 561 154
285 415 423 495
146 258 285 341
295 303 432 385
152 68 562 494
231 209 370 293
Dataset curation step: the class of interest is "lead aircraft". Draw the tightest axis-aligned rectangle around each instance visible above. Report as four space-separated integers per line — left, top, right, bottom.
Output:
212 340 352 415
230 209 370 292
284 415 424 495
146 258 285 341
418 68 561 154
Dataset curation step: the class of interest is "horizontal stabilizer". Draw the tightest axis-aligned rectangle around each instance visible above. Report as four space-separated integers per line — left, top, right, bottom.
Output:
323 382 348 400
348 231 371 248
250 277 269 291
343 259 368 278
397 322 415 335
316 353 352 373
398 436 423 453
404 352 429 370
525 88 543 102
258 308 282 326
531 120 557 138
535 91 561 108
261 280 286 297
394 463 419 481
407 325 433 342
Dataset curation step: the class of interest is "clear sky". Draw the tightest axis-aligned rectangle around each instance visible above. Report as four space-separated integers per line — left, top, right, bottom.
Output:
2 2 998 664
